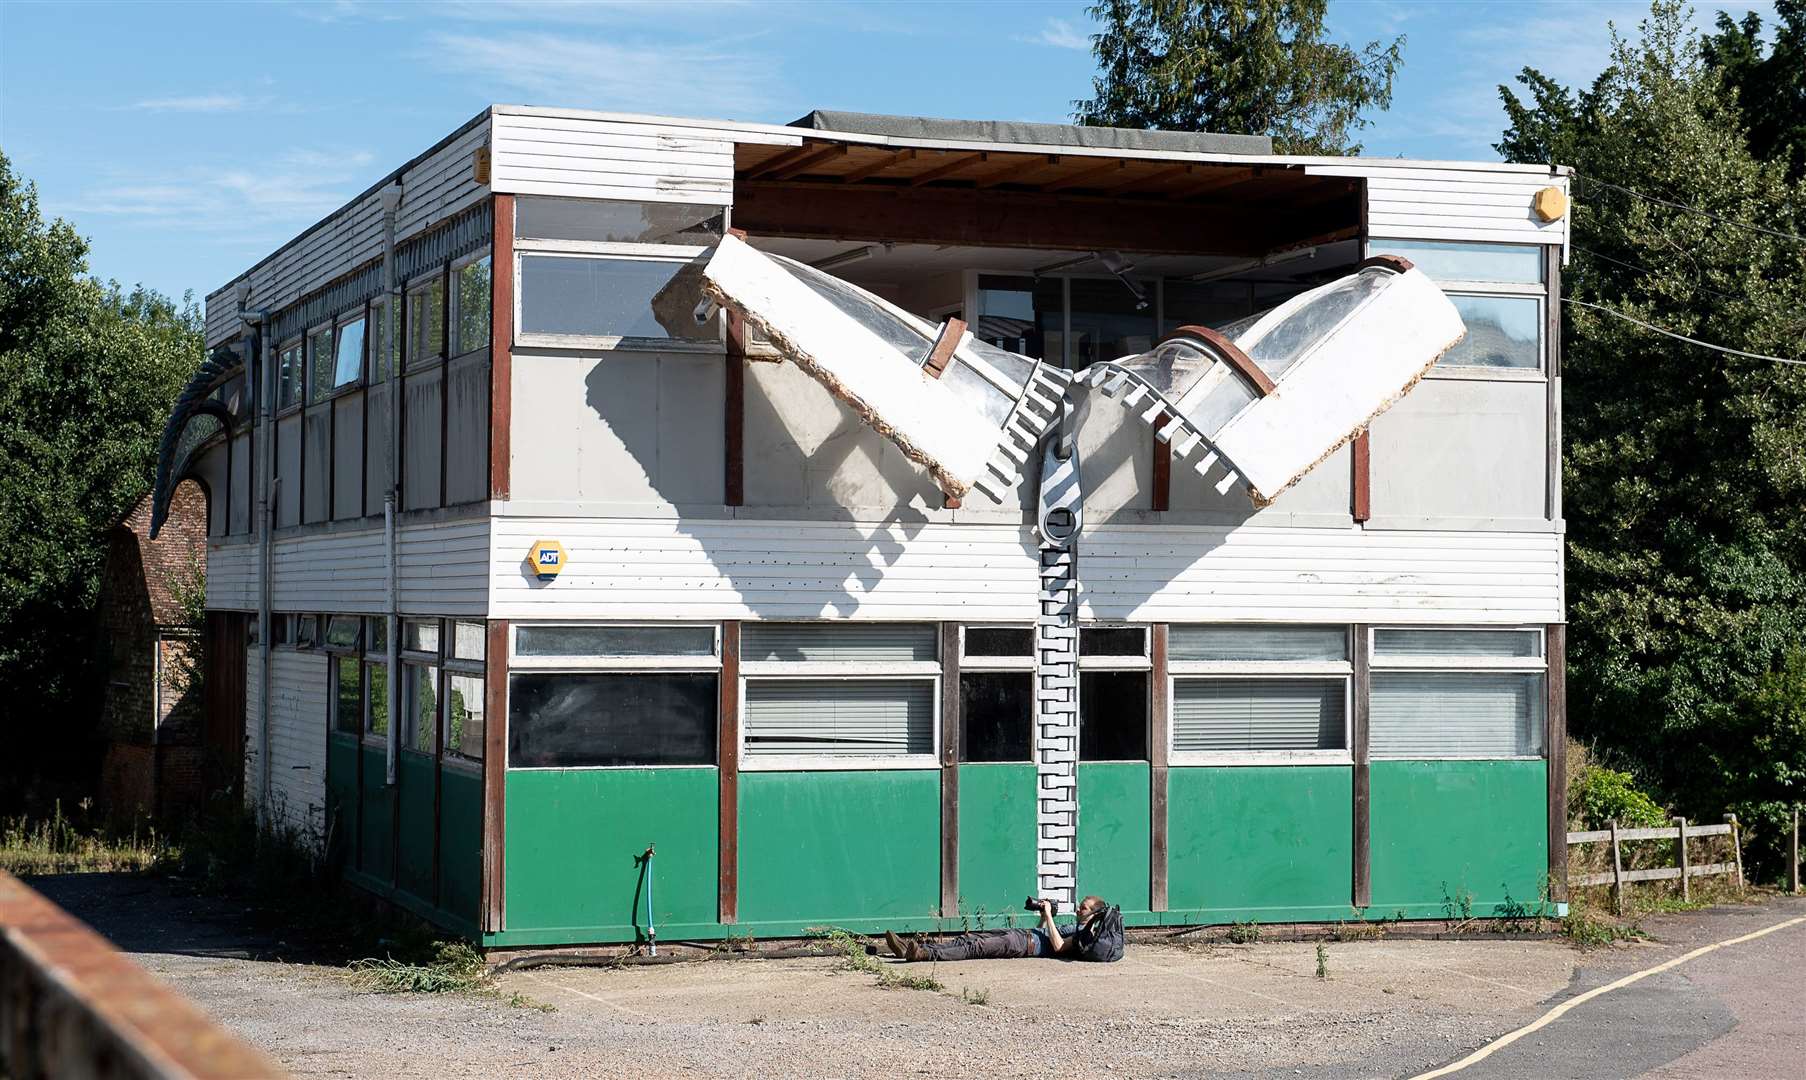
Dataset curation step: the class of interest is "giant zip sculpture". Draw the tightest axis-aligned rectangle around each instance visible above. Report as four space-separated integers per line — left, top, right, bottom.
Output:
700 236 1467 911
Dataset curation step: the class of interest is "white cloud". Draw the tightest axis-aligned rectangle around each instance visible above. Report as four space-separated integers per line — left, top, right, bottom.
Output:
1020 17 1090 50
125 94 251 113
427 31 780 115
56 147 378 246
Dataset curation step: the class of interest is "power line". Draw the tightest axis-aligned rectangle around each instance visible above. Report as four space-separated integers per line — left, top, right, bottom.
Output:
1575 174 1806 246
1570 244 1741 301
1563 298 1806 366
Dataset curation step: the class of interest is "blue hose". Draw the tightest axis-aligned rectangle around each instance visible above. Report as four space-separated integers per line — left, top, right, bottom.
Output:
643 844 657 956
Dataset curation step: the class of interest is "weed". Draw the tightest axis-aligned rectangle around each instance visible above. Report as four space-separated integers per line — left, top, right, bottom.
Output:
816 929 884 975
504 991 556 1012
747 1015 765 1025
1328 915 1385 942
0 801 169 876
1315 942 1328 979
350 941 488 994
1226 919 1263 944
1440 882 1476 931
961 986 991 1006
1559 897 1647 949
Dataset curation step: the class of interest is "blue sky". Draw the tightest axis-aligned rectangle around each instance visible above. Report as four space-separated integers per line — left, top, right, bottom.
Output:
0 0 1777 304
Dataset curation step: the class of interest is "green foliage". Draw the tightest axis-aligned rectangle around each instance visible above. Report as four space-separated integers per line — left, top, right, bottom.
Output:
1075 0 1402 154
1569 763 1671 830
350 941 488 994
1314 942 1328 978
1495 1 1806 880
1560 895 1648 949
1226 918 1262 943
0 150 201 806
0 799 167 875
1701 0 1806 182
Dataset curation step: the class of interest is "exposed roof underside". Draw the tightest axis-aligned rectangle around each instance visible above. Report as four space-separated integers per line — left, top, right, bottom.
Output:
790 110 1274 157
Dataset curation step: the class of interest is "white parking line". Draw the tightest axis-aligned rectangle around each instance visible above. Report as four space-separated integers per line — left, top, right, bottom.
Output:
516 970 652 1020
1407 915 1806 1079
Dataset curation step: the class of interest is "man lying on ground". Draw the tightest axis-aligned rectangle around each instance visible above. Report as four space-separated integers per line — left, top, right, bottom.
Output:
882 894 1122 962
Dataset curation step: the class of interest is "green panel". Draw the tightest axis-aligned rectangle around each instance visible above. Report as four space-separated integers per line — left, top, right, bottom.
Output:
1077 763 1150 912
739 770 939 924
395 750 436 904
504 768 718 935
956 764 1037 923
1168 766 1353 917
1370 759 1548 917
438 765 484 926
358 745 394 882
325 735 360 872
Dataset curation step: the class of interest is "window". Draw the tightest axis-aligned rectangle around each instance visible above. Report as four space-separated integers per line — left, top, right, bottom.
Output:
1370 627 1546 758
1169 624 1351 761
1079 627 1149 761
324 615 362 651
404 619 440 653
332 316 366 389
1068 275 1157 370
370 299 399 382
296 614 319 649
1368 240 1545 373
959 625 1033 763
365 660 390 739
454 256 491 355
741 623 938 765
307 325 336 403
406 273 445 366
517 254 714 343
451 620 486 661
366 616 388 655
445 672 485 763
277 341 304 410
332 656 361 735
507 623 720 767
402 663 439 754
516 197 725 245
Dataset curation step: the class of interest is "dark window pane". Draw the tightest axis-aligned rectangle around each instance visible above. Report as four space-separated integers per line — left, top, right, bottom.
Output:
960 672 1033 762
516 624 714 658
965 626 1033 658
1080 670 1148 761
365 662 389 736
334 658 361 735
446 673 485 762
1081 627 1146 657
509 672 718 767
1068 276 1157 370
517 197 725 244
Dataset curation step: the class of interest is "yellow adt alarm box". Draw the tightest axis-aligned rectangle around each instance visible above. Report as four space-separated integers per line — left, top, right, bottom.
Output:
528 539 567 581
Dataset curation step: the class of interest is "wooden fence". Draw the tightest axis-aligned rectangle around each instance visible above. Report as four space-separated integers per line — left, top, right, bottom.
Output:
1568 815 1744 914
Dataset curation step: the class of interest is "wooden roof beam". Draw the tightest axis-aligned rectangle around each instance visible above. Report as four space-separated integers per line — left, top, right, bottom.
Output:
1041 159 1130 193
742 141 829 180
1172 166 1262 199
909 151 989 186
1105 163 1194 195
763 143 851 181
976 154 1061 189
839 148 917 183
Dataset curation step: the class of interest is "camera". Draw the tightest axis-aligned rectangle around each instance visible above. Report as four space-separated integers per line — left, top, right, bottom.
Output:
1024 896 1056 912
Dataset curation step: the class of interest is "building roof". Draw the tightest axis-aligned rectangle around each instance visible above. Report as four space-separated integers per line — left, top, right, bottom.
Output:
789 110 1273 157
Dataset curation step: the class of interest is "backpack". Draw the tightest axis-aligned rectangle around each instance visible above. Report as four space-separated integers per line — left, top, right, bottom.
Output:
1072 904 1125 962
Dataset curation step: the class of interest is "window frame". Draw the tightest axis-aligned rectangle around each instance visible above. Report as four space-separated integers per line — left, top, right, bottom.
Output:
305 320 338 405
1077 623 1152 763
957 624 1036 764
512 242 724 354
404 266 448 372
449 249 493 359
739 622 941 772
275 337 306 415
1367 624 1548 761
506 622 721 772
326 309 369 396
1366 239 1549 382
1167 623 1354 766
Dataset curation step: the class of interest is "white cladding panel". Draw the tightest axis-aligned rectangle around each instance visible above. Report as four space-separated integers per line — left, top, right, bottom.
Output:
489 517 1563 624
205 519 490 615
1305 163 1569 246
490 111 779 205
204 116 492 347
248 648 328 847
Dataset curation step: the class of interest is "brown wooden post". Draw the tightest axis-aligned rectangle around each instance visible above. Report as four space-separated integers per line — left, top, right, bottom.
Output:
1351 623 1372 909
725 313 746 508
1724 814 1744 889
480 619 508 933
1609 818 1625 915
940 622 961 918
1151 416 1172 513
488 194 514 501
1149 624 1170 913
1546 623 1568 901
1675 817 1690 902
718 620 741 923
1350 431 1371 523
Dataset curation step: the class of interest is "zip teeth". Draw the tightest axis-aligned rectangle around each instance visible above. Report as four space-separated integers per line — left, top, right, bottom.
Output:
972 476 1003 501
1122 385 1149 408
1141 400 1168 425
1214 470 1240 495
1194 450 1219 476
1173 430 1203 456
1103 372 1132 396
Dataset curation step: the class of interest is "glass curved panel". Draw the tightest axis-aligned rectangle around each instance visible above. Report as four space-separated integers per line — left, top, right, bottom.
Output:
1237 269 1391 379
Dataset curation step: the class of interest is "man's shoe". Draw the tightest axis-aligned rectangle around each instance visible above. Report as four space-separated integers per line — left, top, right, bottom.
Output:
884 930 908 959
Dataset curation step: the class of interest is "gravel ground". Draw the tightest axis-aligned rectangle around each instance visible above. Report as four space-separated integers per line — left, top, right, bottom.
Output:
26 874 1803 1078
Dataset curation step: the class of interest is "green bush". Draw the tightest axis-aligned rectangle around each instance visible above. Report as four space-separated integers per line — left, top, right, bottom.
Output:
1569 764 1670 830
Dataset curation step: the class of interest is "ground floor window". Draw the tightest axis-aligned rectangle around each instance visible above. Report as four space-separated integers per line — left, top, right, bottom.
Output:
1369 627 1546 758
740 622 938 766
959 625 1033 763
1078 627 1149 762
1168 625 1351 762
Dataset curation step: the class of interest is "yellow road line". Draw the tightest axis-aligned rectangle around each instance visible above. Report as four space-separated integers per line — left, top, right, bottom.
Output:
1407 915 1806 1079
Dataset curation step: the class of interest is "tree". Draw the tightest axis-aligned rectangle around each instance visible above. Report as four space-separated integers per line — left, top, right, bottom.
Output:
1074 0 1403 154
1701 0 1806 182
0 150 201 807
1495 2 1806 874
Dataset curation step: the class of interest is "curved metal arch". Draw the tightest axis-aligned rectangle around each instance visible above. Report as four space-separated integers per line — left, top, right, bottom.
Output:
149 347 241 538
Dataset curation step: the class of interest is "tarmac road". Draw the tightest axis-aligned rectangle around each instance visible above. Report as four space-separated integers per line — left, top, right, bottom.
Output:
24 873 1806 1078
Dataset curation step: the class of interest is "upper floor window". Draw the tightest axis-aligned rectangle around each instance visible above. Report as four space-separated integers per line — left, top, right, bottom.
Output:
516 196 725 245
1367 240 1546 372
407 272 445 367
453 255 491 356
307 325 336 403
277 341 304 410
370 299 399 382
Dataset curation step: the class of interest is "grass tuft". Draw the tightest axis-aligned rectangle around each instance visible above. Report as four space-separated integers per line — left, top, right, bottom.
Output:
0 801 168 876
1315 942 1329 979
961 986 991 1006
1226 919 1263 944
349 941 488 994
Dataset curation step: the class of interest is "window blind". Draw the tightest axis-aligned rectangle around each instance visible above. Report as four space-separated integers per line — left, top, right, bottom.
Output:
1170 625 1347 663
1370 672 1545 758
1374 628 1540 659
743 679 933 757
742 623 936 663
1173 678 1346 752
